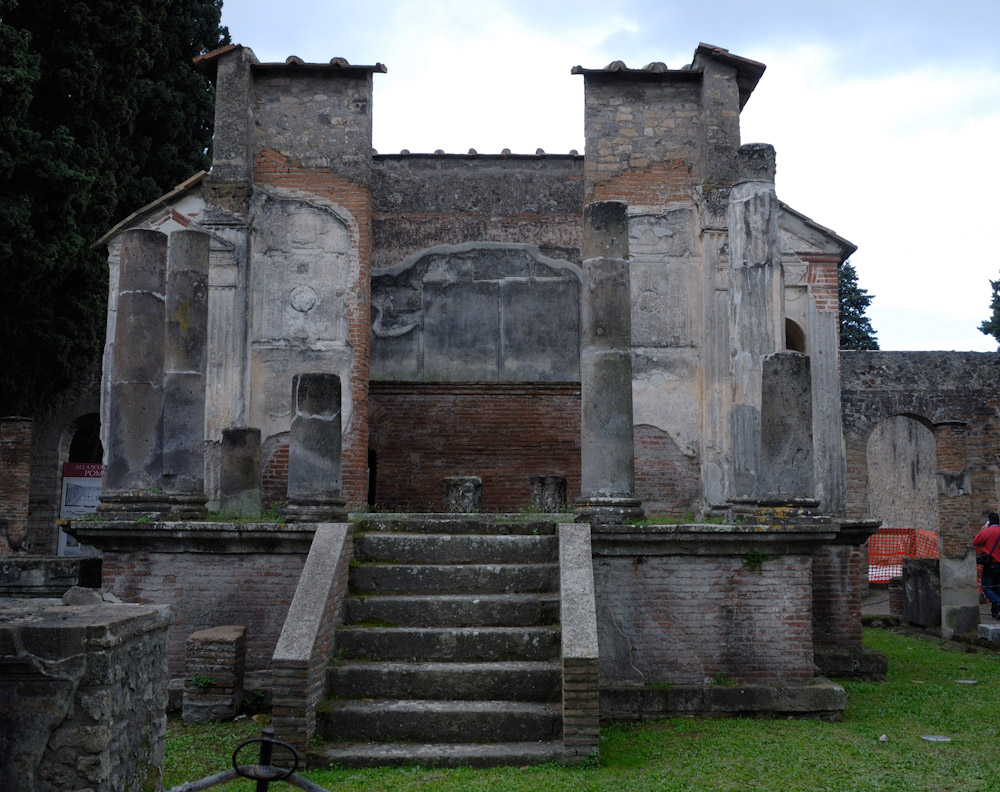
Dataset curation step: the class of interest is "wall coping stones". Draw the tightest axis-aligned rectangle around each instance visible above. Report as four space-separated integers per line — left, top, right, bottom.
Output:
0 556 102 598
590 521 840 556
0 598 171 656
66 520 316 554
600 676 846 721
559 524 598 661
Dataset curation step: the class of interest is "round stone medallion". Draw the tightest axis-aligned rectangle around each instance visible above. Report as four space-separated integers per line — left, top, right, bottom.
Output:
289 285 318 313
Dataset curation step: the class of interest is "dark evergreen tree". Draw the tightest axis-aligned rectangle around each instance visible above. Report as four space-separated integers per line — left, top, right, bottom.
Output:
838 260 879 350
979 278 1000 347
0 0 228 415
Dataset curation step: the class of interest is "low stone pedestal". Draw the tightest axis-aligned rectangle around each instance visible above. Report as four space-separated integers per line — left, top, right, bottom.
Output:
888 577 904 618
978 623 1000 643
220 428 262 517
902 558 941 627
529 475 567 513
183 625 247 723
0 598 170 792
441 476 482 512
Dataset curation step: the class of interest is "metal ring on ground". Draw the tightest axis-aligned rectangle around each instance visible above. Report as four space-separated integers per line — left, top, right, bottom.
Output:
231 736 299 780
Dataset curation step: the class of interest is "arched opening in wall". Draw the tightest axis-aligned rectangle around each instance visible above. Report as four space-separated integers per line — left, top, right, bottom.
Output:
68 414 102 463
785 319 806 353
866 415 939 534
57 412 104 556
368 449 377 508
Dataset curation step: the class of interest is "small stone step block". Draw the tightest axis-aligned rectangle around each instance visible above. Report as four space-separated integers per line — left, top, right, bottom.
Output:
183 624 246 724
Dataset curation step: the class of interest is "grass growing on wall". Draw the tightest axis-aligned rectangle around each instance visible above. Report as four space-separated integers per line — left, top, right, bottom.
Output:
164 629 1000 792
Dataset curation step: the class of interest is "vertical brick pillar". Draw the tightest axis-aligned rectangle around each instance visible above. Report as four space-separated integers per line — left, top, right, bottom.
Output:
935 422 978 635
0 418 33 555
183 625 247 724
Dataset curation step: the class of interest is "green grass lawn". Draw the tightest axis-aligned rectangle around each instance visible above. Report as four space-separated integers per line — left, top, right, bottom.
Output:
164 628 1000 792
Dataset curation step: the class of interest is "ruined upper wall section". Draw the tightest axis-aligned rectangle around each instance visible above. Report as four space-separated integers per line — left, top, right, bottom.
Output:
371 154 584 270
575 44 765 203
197 46 384 186
372 154 583 217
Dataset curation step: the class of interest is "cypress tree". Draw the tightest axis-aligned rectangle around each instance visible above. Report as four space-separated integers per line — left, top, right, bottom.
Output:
838 260 879 351
0 0 229 414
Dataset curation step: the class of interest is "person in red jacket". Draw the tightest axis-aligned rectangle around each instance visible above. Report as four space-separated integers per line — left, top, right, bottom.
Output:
974 511 1000 620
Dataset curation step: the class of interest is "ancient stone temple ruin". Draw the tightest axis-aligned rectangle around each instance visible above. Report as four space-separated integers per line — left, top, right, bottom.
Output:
62 42 904 766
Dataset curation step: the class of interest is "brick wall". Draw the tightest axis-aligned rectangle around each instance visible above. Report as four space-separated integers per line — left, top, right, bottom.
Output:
634 424 701 516
100 549 307 679
803 256 840 313
262 442 289 506
594 554 815 685
812 545 863 650
0 418 32 556
369 383 581 512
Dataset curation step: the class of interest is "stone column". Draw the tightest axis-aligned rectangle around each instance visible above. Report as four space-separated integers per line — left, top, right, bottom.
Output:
162 230 210 517
220 427 262 518
101 229 167 516
576 201 643 524
283 374 347 522
728 143 783 499
935 422 978 636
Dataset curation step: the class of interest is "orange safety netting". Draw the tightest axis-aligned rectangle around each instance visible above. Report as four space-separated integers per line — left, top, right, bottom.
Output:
867 527 939 583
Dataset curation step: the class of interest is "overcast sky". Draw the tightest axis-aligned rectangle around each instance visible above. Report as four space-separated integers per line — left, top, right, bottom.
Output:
221 0 1000 351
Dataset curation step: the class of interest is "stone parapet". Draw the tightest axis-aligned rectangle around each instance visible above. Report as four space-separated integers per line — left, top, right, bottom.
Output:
558 523 599 763
600 677 847 722
67 519 316 554
271 523 353 759
590 520 839 557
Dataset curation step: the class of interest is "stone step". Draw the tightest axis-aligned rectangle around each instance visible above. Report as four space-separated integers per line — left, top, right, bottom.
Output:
316 699 561 743
349 563 558 595
354 532 558 565
343 593 560 627
336 626 559 662
328 660 562 702
310 740 564 769
356 516 559 536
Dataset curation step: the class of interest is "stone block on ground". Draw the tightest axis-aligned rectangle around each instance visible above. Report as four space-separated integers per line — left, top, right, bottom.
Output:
441 476 482 512
183 624 246 723
902 558 940 627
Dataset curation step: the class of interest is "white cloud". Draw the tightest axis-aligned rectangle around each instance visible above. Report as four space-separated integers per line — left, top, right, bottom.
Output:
742 45 1000 350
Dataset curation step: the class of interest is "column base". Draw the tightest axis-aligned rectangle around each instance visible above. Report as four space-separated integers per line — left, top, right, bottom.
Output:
574 495 644 525
99 491 207 521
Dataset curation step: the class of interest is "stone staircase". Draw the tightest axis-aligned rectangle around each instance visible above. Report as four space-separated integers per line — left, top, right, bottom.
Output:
310 517 566 767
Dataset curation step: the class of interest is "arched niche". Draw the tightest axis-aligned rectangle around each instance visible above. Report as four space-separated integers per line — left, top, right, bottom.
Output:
865 414 938 533
785 318 806 353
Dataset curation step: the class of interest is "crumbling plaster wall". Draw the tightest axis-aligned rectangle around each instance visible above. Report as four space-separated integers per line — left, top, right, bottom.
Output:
841 351 1000 528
